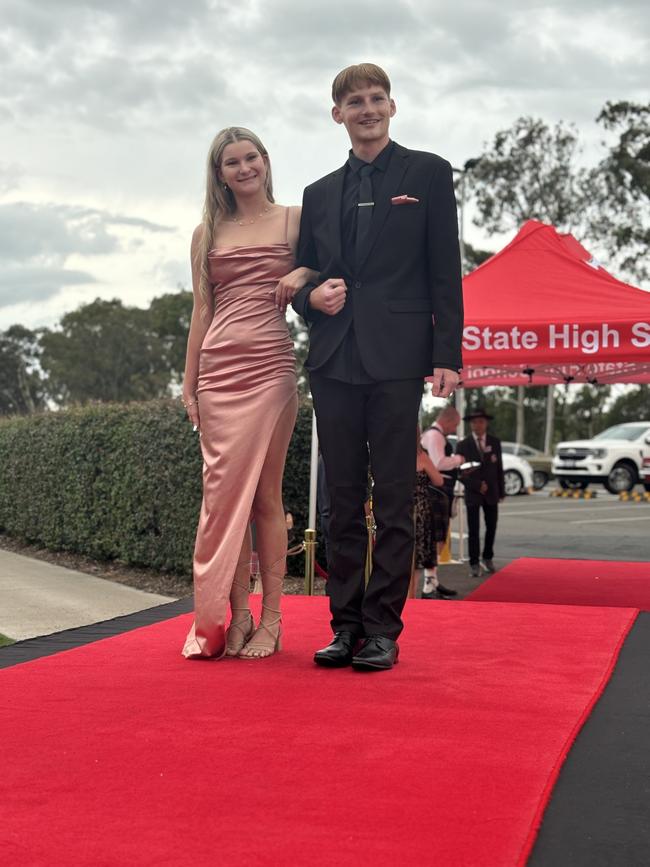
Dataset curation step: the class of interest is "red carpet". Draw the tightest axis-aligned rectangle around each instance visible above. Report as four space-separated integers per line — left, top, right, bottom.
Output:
0 596 635 867
468 558 650 610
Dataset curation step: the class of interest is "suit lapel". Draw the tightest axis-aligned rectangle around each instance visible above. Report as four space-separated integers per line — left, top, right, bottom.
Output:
462 437 474 462
356 143 409 272
326 166 346 267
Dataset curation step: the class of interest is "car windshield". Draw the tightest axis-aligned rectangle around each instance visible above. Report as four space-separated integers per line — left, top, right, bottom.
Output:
593 424 650 442
502 444 516 454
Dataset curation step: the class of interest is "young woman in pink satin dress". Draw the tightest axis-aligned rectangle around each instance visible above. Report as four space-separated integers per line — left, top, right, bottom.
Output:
181 127 315 660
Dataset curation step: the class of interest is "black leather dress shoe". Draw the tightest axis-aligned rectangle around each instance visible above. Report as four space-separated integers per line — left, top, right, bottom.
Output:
436 583 458 598
351 635 399 672
314 631 359 668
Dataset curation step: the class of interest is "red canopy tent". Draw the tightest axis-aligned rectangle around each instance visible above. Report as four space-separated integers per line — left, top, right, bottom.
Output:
457 220 650 386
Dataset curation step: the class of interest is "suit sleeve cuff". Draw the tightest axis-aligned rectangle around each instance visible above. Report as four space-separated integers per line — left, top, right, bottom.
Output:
304 285 317 313
433 363 462 374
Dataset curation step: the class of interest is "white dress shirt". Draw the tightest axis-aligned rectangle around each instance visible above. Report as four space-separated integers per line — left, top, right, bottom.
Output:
474 434 487 453
421 425 464 470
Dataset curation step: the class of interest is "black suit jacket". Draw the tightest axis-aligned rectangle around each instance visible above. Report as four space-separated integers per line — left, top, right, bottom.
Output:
292 142 464 380
456 433 505 506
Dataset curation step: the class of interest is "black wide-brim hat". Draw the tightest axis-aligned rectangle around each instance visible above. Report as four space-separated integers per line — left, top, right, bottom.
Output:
464 408 494 421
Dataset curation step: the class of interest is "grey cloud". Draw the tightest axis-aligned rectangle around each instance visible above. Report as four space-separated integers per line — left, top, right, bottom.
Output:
234 0 648 129
154 259 192 291
77 209 175 233
0 264 96 307
0 203 115 260
375 7 648 142
2 0 646 137
0 201 175 308
443 48 646 97
1 49 231 130
0 1 421 132
1 1 231 128
0 202 173 261
1 0 218 49
250 0 419 58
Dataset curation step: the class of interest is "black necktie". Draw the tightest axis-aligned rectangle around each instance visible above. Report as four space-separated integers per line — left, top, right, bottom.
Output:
355 164 375 267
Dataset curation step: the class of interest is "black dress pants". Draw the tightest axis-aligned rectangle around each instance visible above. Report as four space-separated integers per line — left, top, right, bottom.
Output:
466 501 498 565
309 374 423 640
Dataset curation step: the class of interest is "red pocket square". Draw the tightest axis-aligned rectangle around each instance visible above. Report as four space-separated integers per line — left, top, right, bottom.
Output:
391 195 419 205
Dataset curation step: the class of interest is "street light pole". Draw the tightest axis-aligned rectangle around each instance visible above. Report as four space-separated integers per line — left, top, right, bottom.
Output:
450 160 477 563
451 160 477 442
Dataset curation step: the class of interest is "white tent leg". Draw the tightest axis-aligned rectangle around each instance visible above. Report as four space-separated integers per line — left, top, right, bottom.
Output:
456 388 466 439
544 384 555 455
455 488 466 563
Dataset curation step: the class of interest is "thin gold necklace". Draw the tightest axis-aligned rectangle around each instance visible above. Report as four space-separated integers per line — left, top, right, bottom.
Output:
231 205 271 226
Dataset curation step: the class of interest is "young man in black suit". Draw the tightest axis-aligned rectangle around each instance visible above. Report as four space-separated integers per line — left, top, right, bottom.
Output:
292 63 464 671
456 409 505 578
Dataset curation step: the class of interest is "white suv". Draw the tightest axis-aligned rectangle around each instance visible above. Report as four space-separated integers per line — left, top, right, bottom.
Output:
553 422 650 494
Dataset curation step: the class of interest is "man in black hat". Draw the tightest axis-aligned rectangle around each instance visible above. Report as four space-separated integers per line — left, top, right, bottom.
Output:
456 408 505 578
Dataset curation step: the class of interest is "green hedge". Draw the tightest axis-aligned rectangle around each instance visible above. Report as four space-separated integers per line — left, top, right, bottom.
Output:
0 399 314 577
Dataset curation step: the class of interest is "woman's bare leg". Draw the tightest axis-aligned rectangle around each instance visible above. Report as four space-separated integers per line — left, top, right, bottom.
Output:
240 397 297 658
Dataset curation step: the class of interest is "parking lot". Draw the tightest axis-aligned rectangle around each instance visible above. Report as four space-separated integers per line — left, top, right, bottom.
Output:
494 488 649 562
448 488 649 567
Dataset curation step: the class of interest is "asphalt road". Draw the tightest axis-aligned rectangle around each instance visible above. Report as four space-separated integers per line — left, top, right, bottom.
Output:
491 488 649 563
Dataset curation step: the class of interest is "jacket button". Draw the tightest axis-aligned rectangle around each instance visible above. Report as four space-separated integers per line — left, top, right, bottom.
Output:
354 281 362 289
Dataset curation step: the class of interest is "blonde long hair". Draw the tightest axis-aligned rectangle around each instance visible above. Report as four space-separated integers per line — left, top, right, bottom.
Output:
196 127 275 318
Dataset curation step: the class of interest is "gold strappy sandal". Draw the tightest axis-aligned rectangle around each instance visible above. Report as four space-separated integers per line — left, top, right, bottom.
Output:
225 574 254 657
225 609 255 656
238 605 282 659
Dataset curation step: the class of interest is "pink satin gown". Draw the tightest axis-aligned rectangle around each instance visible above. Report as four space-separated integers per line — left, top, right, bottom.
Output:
182 211 298 658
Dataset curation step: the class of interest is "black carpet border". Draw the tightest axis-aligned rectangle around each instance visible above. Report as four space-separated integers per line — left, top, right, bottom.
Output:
1 601 648 865
529 610 650 867
0 596 194 669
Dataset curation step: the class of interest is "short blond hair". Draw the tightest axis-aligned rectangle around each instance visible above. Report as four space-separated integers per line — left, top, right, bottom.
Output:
331 63 391 105
437 406 460 426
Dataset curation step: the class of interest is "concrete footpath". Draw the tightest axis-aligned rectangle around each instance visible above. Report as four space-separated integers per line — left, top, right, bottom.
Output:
0 549 175 642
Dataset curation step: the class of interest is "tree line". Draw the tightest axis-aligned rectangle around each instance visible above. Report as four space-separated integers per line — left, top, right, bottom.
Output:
458 384 650 449
0 292 311 414
3 288 646 447
1 293 192 414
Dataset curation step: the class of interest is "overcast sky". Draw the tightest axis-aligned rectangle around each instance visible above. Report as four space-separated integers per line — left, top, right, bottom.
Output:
1 0 648 331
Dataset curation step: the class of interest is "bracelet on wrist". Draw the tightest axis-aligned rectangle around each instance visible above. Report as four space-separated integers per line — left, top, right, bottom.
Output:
182 396 198 409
